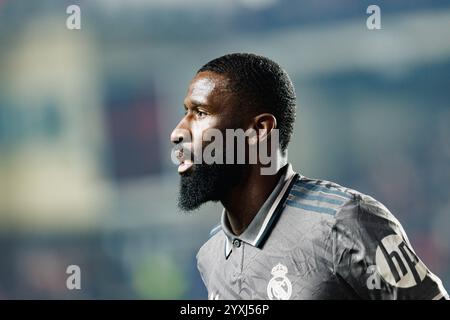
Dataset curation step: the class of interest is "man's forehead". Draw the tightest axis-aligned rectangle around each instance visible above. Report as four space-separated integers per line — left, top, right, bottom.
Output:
189 77 215 104
186 72 229 104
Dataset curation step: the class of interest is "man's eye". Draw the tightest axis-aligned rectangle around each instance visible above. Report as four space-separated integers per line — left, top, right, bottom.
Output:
195 110 207 118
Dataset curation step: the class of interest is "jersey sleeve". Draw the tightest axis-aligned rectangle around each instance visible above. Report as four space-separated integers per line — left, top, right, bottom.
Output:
332 194 449 300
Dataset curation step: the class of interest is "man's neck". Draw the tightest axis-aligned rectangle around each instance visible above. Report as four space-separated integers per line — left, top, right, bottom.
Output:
221 155 288 236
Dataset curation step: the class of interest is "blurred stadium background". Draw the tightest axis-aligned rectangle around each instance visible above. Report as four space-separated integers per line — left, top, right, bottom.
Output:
0 0 449 299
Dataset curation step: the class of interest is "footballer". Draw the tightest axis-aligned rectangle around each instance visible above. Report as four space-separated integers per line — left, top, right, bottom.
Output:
170 53 449 300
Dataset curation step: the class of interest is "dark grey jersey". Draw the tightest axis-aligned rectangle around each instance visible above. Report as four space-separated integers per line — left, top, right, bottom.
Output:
196 164 449 300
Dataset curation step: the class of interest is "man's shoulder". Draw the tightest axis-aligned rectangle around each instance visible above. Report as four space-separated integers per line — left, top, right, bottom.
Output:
284 175 400 235
287 176 411 255
286 176 358 218
284 176 353 229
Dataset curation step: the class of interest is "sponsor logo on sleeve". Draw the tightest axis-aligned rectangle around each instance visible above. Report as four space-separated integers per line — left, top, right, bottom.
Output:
370 234 428 289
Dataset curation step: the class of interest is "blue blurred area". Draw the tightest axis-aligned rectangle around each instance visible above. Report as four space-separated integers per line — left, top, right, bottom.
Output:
0 0 449 299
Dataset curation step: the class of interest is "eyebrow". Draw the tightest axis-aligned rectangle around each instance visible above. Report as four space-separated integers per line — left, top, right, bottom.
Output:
184 101 210 109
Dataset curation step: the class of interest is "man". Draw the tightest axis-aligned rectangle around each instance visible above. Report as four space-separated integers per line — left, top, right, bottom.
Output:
170 53 448 300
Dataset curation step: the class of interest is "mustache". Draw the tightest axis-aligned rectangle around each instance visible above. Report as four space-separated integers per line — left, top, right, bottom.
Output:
173 143 193 162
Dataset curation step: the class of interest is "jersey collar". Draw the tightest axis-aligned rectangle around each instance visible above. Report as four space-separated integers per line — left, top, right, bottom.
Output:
221 163 298 258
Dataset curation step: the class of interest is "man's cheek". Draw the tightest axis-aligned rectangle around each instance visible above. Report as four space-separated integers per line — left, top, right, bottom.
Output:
192 119 223 161
191 130 205 164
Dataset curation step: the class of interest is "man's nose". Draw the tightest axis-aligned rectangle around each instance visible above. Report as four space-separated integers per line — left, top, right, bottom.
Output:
170 118 188 144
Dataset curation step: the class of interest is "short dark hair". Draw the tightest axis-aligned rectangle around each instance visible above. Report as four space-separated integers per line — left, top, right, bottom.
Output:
198 53 297 152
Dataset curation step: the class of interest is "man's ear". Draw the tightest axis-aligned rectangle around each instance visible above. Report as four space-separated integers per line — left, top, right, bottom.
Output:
248 113 277 145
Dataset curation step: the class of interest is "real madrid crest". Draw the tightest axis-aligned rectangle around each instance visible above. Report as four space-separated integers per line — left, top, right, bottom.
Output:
267 263 292 300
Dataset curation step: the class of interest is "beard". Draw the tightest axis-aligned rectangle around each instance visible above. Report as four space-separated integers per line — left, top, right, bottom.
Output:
178 162 242 211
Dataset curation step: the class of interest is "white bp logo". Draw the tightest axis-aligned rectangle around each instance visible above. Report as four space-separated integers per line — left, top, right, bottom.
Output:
375 234 428 288
267 263 292 300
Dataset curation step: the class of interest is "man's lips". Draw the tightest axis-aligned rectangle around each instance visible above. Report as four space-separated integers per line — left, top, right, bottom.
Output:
175 147 194 174
178 159 194 173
